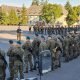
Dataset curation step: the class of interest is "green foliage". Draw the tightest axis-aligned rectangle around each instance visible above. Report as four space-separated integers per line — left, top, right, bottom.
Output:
32 0 39 5
65 1 72 11
73 6 80 17
41 4 62 23
8 9 19 25
20 4 27 25
0 11 9 25
66 8 78 26
40 0 48 5
66 4 80 26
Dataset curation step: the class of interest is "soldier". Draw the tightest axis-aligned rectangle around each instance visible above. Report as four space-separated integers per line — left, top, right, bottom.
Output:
16 26 22 41
13 41 24 79
7 40 15 80
29 26 31 33
53 43 61 68
63 35 70 62
0 48 7 80
22 36 33 73
39 36 47 52
47 36 57 70
69 33 77 60
32 33 41 70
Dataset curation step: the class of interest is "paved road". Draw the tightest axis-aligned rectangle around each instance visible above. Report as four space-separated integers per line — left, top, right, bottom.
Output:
0 31 80 80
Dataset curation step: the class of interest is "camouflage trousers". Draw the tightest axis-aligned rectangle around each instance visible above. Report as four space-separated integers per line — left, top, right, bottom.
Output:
0 66 6 80
14 61 24 79
65 49 70 62
24 54 33 71
9 61 14 79
54 51 61 67
51 51 61 69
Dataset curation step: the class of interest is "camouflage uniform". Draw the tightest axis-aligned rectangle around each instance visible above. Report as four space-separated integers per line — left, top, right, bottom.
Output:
7 44 15 79
12 46 24 79
53 44 61 68
47 37 57 70
0 49 7 80
63 36 70 62
32 37 41 70
39 41 47 52
17 27 22 41
22 41 33 72
69 34 77 59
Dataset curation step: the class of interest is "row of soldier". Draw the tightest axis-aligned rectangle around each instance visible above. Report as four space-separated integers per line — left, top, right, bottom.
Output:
0 31 80 79
33 25 80 36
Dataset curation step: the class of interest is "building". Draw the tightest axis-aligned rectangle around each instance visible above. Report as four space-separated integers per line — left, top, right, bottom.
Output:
27 5 43 26
0 5 22 16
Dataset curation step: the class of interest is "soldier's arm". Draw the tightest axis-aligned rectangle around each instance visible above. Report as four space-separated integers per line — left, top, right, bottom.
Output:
7 48 11 56
22 44 26 50
1 50 6 58
21 49 25 60
46 40 50 50
32 40 35 49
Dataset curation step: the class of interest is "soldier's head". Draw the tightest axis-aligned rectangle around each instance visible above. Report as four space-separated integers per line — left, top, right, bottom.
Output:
16 41 21 47
9 40 13 45
41 35 45 41
26 36 30 41
18 26 20 29
35 33 39 38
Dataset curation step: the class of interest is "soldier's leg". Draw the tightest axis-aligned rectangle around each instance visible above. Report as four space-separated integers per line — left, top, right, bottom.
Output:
33 54 37 70
65 51 70 62
19 65 24 79
17 33 19 40
9 62 14 79
28 54 33 71
57 51 61 67
14 65 18 79
2 69 6 80
24 56 28 73
70 48 74 60
19 33 21 41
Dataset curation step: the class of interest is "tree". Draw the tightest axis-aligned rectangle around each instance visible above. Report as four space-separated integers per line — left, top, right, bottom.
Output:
32 0 39 5
41 4 62 23
40 0 48 5
8 9 19 25
20 4 27 25
0 11 9 25
65 1 72 11
73 6 80 17
66 8 78 26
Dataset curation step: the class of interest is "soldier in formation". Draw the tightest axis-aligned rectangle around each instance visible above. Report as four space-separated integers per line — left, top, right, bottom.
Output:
12 41 24 79
0 48 7 80
7 40 15 80
22 36 33 73
32 33 41 70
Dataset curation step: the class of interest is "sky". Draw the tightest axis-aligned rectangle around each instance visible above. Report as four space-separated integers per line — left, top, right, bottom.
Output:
0 0 80 8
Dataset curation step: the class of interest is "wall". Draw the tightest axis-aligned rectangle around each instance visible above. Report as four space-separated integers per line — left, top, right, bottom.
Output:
0 25 29 31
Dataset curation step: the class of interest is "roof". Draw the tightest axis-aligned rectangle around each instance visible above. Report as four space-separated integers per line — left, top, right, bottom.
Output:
27 5 43 16
0 5 23 13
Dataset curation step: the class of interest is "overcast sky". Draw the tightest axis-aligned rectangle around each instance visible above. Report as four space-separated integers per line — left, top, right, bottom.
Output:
0 0 80 8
